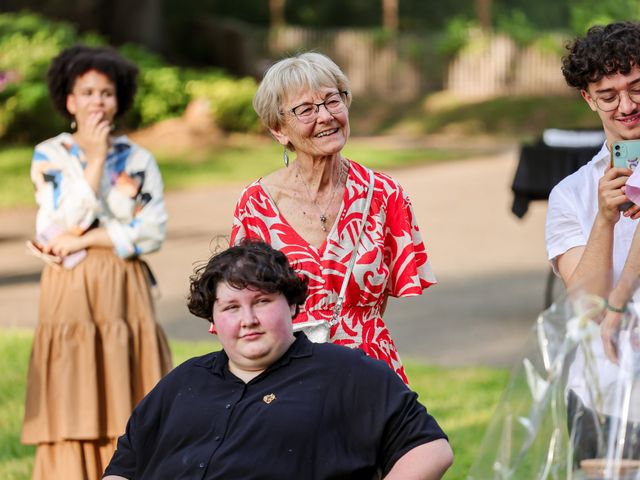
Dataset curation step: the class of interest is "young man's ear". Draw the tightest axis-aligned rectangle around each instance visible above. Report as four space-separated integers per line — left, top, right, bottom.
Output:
581 89 598 112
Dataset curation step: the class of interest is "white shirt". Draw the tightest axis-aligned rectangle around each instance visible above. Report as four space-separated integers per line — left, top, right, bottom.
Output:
546 142 640 419
31 133 167 258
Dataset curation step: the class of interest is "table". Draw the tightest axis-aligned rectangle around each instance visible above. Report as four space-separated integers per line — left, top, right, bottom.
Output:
511 142 601 218
511 140 602 307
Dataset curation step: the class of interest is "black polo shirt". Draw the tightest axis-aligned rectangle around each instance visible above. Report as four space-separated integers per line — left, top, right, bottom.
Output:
104 334 447 479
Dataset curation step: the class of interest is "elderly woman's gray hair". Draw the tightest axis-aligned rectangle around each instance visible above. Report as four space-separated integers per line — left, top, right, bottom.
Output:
253 52 352 132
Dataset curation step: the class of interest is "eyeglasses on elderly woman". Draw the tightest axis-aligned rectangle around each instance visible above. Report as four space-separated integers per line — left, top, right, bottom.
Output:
287 91 349 124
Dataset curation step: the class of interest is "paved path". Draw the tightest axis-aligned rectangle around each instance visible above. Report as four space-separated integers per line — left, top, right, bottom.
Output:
0 145 551 368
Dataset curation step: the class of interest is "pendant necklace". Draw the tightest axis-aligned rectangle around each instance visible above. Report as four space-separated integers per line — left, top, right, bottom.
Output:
296 159 343 232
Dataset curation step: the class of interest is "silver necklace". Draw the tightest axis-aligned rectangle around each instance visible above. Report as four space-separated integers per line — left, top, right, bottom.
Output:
296 159 344 232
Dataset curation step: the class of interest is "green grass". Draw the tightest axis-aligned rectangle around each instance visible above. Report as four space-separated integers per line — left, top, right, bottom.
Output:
0 138 466 209
0 148 34 210
0 329 507 480
2 92 596 208
387 93 601 141
0 92 602 209
349 92 601 141
406 362 510 478
0 331 34 480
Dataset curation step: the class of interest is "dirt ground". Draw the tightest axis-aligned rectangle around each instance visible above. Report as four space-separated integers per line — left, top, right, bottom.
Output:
0 142 550 368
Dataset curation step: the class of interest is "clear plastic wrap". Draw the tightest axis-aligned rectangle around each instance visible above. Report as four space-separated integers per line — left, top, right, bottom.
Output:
468 289 640 479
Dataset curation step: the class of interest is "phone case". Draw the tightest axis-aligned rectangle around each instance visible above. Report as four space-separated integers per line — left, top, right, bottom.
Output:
611 140 640 170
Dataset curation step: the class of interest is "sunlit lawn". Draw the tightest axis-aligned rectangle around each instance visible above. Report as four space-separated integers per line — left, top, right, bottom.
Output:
0 329 507 480
0 137 468 209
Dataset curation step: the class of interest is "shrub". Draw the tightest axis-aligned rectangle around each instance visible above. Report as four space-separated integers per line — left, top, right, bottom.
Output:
187 77 260 132
435 17 478 60
0 13 76 142
118 43 192 127
0 11 261 143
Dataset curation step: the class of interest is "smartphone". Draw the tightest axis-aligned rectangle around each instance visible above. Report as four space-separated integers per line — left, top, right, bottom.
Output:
611 140 640 170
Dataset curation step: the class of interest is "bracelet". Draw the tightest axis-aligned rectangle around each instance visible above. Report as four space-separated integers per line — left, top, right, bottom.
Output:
605 300 628 313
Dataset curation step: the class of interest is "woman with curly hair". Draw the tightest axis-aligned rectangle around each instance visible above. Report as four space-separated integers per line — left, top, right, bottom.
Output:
21 45 172 479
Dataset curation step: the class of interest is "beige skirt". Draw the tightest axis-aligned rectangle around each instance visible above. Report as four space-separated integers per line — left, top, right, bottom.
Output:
21 247 172 477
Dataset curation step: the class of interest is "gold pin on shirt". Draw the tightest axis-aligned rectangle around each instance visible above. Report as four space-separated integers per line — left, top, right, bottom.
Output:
263 393 276 404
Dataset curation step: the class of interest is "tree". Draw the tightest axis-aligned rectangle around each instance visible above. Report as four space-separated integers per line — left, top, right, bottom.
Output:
269 0 286 27
475 0 492 30
569 0 640 34
382 0 398 32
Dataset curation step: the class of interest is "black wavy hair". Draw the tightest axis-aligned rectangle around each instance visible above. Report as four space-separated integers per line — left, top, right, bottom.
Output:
187 240 308 323
562 22 640 90
47 44 138 119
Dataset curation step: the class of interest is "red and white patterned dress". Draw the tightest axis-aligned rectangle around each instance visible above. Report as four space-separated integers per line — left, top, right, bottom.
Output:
230 160 435 383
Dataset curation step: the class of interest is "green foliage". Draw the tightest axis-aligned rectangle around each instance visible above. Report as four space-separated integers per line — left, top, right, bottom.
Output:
436 17 478 59
134 67 189 126
118 43 191 126
492 0 570 32
0 146 34 209
569 0 640 34
0 11 262 143
495 9 537 46
0 139 467 208
0 330 35 479
406 362 509 478
187 77 260 132
0 329 507 480
208 0 478 31
530 33 565 57
400 94 600 141
0 13 74 142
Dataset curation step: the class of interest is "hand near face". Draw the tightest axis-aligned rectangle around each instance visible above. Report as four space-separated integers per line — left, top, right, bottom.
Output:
66 69 118 166
82 111 111 164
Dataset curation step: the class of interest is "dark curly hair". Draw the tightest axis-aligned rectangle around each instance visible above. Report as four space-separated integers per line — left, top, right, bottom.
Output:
47 44 138 119
562 22 640 91
187 240 308 323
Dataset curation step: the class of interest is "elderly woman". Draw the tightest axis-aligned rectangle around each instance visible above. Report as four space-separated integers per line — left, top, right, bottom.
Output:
230 52 435 383
21 45 172 479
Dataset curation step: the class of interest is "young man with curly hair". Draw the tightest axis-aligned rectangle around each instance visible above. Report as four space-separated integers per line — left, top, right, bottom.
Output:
546 21 640 464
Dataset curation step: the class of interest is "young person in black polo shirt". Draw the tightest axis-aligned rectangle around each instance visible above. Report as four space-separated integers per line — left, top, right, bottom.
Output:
103 240 452 480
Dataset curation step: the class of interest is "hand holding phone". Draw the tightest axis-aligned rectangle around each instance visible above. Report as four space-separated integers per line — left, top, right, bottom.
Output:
613 140 640 212
611 140 640 170
30 223 88 269
25 240 62 267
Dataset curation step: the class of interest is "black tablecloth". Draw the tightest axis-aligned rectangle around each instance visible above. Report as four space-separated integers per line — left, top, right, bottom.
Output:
511 143 601 218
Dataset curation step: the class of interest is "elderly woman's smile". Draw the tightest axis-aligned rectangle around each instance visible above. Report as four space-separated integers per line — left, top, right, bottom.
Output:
316 128 339 137
276 87 350 160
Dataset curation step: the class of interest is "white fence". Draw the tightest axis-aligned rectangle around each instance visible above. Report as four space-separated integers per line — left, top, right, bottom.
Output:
446 32 572 98
246 26 573 100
